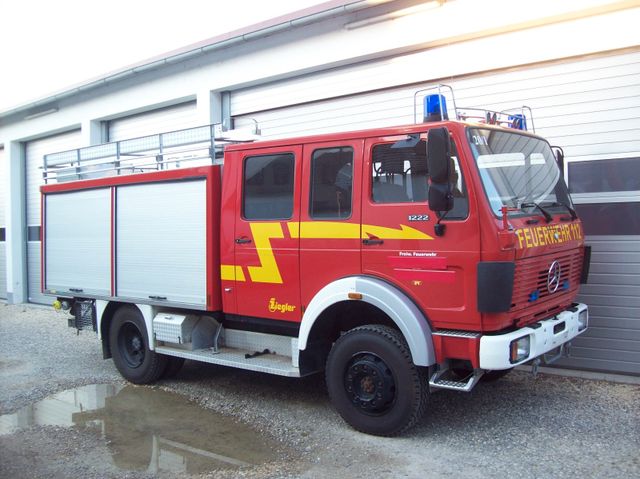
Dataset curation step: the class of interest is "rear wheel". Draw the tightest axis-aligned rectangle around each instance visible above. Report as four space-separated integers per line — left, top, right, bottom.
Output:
326 325 428 436
109 306 167 384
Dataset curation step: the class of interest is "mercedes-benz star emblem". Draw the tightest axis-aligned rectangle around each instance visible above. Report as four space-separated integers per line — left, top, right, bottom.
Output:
547 260 562 293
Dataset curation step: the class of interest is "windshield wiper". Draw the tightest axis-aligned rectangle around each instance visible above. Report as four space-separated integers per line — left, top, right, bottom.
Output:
550 201 578 221
520 202 553 223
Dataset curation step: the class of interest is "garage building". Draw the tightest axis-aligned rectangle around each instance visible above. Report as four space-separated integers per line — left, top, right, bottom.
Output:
1 0 638 375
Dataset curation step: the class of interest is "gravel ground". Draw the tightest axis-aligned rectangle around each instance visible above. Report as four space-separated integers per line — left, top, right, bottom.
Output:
1 302 639 479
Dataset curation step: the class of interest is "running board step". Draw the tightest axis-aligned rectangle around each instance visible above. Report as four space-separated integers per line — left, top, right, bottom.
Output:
156 345 302 377
429 370 483 392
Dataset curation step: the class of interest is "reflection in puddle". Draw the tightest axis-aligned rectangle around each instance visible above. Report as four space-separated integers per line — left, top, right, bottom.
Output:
0 384 278 474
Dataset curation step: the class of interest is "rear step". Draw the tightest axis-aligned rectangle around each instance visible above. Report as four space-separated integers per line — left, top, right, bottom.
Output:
429 369 483 392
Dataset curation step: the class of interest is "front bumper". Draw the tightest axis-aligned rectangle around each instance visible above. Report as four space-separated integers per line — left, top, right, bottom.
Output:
479 303 588 370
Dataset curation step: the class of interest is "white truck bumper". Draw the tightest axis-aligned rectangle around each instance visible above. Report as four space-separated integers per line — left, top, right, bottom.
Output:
479 303 588 370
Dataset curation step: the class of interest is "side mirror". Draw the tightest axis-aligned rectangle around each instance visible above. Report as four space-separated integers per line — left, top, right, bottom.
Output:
428 183 453 212
552 146 565 178
427 127 453 215
427 127 451 183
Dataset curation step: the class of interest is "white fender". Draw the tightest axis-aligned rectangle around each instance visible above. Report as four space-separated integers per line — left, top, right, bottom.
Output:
96 300 157 351
299 276 436 366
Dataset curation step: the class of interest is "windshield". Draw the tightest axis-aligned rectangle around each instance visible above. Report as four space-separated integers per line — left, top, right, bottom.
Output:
468 128 572 216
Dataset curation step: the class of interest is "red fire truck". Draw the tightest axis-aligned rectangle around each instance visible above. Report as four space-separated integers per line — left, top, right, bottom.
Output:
41 86 590 436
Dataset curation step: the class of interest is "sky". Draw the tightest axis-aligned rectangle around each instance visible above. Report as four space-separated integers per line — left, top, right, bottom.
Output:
0 0 323 112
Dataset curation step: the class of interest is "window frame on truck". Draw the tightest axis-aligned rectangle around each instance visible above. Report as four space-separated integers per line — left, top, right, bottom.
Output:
242 152 296 221
309 146 355 220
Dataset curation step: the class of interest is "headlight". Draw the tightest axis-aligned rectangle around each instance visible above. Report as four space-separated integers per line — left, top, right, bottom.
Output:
510 335 531 363
578 309 588 331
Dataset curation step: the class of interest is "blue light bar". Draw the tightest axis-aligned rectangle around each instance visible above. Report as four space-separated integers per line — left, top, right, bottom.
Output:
509 114 527 130
424 94 448 122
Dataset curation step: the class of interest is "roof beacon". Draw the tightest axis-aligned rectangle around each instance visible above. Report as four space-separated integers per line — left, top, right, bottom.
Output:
424 94 448 122
509 114 527 131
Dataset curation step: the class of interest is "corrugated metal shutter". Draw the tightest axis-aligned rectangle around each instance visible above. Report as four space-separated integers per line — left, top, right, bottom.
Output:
25 130 82 304
107 102 199 141
232 50 640 375
0 147 6 299
558 236 640 375
232 50 640 150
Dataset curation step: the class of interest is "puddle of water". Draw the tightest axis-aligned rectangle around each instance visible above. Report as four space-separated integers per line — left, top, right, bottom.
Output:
0 384 279 475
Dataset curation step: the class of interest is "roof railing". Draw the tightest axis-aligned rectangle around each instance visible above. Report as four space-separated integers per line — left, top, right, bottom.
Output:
43 123 258 183
414 84 536 133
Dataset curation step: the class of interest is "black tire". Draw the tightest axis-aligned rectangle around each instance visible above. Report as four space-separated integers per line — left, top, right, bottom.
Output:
482 368 512 382
109 305 167 384
161 357 186 379
326 325 428 436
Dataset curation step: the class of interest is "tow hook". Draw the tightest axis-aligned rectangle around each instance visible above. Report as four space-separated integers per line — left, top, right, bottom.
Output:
564 342 572 358
531 358 541 378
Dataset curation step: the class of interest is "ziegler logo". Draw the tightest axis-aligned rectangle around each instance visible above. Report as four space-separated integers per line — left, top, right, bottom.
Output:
268 298 296 314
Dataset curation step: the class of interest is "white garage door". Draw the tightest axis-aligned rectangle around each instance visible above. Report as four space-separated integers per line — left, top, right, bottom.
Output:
0 147 6 299
25 130 82 304
232 49 640 376
232 51 640 154
107 102 200 141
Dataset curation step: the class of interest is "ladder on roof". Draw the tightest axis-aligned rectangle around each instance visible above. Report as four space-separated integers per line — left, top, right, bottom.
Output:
42 123 257 184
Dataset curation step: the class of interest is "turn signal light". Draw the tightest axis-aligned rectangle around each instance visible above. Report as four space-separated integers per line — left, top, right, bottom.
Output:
578 309 588 331
510 335 531 363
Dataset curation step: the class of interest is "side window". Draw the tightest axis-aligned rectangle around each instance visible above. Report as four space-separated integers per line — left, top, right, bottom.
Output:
243 153 295 220
310 147 353 219
370 136 469 219
372 140 428 203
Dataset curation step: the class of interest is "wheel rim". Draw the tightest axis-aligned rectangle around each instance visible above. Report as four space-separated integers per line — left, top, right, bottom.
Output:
118 321 145 369
344 352 396 415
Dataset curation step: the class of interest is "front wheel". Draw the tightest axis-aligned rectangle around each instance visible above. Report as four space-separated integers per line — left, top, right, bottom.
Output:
325 325 428 436
109 306 167 384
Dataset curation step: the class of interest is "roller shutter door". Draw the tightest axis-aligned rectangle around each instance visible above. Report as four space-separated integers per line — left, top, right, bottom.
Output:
232 50 640 375
561 234 640 375
232 50 640 152
25 130 82 304
107 102 199 141
0 147 6 299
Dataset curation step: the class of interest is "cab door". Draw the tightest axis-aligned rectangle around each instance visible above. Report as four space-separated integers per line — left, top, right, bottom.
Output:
233 146 302 322
298 140 363 307
361 132 479 328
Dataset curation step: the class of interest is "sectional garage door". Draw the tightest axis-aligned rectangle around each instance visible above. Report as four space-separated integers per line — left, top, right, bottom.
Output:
0 147 6 299
231 49 640 375
25 130 82 304
107 102 199 142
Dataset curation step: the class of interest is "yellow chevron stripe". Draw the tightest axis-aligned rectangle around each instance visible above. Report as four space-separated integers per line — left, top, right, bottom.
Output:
228 221 432 285
221 264 246 281
288 221 432 240
248 223 285 283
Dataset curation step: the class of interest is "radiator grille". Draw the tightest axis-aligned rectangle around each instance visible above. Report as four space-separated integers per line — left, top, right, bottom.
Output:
510 249 583 326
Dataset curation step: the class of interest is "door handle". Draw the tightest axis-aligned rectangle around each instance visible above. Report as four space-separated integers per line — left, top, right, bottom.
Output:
235 237 252 244
362 238 384 245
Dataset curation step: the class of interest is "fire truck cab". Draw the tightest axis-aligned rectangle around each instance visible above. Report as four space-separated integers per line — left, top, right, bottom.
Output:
42 87 590 436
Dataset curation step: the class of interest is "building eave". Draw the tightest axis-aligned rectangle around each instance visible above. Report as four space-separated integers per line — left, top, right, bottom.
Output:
0 0 395 120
